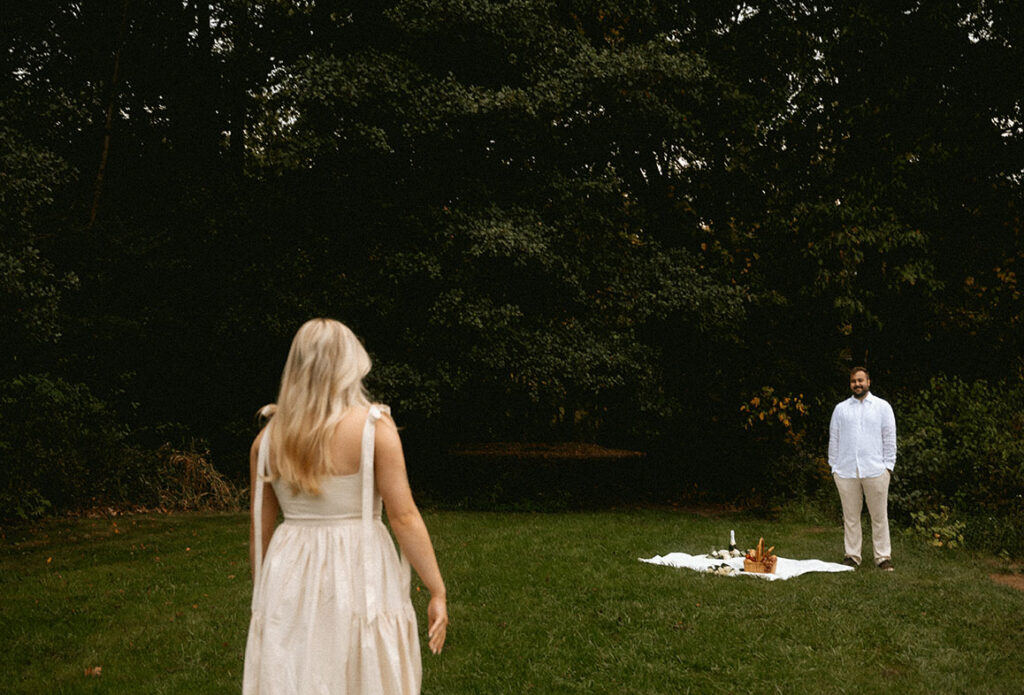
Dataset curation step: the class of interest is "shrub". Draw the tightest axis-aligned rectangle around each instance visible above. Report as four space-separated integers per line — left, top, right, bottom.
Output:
891 375 1024 513
745 389 832 502
961 511 1024 557
910 506 966 549
155 442 244 512
0 374 137 519
892 375 1024 553
0 375 245 519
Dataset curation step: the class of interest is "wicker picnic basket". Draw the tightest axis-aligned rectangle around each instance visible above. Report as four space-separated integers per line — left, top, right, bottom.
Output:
742 556 778 574
743 537 777 574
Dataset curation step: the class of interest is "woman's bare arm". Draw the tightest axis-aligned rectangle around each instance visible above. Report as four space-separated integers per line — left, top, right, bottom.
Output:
374 415 448 654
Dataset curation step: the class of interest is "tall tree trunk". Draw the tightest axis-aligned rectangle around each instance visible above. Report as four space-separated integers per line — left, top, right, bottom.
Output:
89 0 130 228
192 1 217 162
228 2 249 173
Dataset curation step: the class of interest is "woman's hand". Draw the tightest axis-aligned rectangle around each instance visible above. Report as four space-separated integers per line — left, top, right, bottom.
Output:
427 593 448 654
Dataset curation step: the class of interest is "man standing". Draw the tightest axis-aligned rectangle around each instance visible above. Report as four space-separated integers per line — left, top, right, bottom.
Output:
829 366 897 571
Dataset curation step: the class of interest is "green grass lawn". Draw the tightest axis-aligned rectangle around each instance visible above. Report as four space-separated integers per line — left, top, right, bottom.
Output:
2 509 1022 694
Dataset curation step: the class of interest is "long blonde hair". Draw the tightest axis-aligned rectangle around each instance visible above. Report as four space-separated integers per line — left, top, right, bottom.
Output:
259 318 372 494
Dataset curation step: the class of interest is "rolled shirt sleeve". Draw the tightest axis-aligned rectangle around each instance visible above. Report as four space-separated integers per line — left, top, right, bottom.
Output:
828 405 841 472
881 400 897 470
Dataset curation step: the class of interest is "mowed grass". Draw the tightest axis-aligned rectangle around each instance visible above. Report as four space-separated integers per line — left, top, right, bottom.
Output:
2 509 1023 694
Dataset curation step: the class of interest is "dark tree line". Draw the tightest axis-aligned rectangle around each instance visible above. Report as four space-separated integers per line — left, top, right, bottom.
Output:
2 1 1022 514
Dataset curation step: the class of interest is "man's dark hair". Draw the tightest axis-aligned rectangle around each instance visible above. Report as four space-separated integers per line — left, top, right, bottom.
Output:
850 366 870 379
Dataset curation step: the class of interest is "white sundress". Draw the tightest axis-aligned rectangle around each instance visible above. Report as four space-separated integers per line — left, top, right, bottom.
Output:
243 405 421 694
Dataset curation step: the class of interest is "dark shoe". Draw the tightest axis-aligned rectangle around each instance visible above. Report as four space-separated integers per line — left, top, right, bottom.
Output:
877 559 894 572
842 557 858 568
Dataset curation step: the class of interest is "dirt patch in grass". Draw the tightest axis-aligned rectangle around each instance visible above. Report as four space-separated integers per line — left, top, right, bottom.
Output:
982 557 1024 591
669 502 745 517
423 442 648 508
450 442 644 460
990 573 1024 591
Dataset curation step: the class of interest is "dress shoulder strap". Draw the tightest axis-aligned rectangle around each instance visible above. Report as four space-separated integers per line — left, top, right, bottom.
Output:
360 404 388 526
360 404 393 621
251 430 271 613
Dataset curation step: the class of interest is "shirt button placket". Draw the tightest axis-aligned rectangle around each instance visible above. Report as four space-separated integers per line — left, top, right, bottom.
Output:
856 401 863 477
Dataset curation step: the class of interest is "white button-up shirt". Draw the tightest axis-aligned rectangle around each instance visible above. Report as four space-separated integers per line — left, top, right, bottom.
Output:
828 392 897 479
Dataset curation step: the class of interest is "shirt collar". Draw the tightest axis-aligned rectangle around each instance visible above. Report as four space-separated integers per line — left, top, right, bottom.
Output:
849 391 875 404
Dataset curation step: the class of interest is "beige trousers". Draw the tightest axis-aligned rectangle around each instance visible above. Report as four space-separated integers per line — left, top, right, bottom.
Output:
833 470 891 565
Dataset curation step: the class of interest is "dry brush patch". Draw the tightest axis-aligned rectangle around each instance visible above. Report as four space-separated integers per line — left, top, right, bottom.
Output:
156 443 244 512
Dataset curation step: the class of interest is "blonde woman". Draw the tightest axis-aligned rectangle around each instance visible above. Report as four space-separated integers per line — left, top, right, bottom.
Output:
243 319 447 694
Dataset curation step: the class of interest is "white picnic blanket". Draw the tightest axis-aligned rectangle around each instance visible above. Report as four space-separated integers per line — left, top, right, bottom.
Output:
639 552 854 581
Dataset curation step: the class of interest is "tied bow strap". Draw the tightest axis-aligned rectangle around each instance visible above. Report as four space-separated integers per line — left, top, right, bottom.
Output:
251 431 271 614
361 404 386 622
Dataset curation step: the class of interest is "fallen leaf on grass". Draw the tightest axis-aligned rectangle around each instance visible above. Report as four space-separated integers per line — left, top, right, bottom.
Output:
84 666 102 677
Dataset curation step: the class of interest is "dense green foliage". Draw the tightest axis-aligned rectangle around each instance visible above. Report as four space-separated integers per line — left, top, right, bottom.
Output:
0 374 133 518
0 374 242 519
1 1 1022 521
893 375 1024 555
